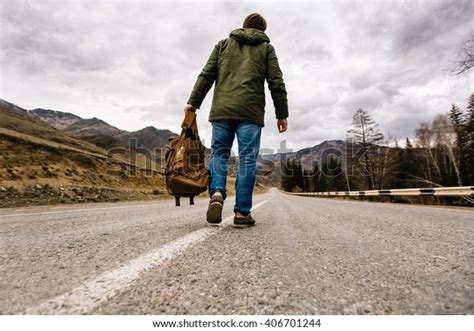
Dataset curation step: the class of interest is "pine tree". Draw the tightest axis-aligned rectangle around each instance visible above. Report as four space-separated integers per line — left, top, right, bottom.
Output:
280 158 305 192
280 159 295 192
324 156 347 191
396 138 413 188
293 160 305 192
312 162 327 192
346 108 384 190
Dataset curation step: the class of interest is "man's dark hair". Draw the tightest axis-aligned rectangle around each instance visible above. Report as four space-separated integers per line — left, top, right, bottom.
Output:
243 13 267 32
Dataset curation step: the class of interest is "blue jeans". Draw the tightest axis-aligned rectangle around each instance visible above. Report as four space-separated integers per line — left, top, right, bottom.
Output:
209 120 262 215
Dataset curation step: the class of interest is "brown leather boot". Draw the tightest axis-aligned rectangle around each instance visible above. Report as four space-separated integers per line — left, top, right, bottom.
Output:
233 212 256 228
206 192 223 224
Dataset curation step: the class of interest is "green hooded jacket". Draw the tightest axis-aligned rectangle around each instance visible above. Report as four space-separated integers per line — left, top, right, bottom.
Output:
187 28 288 127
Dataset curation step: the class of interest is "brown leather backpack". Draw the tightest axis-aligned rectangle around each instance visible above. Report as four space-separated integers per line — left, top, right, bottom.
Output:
164 111 209 206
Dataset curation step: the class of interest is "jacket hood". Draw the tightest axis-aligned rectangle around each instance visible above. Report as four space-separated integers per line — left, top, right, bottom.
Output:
229 28 270 45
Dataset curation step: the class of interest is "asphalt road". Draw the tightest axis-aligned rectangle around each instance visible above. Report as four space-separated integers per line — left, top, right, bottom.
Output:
0 188 472 314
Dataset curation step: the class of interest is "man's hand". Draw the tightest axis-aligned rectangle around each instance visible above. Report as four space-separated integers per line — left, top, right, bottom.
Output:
184 104 197 114
277 118 288 133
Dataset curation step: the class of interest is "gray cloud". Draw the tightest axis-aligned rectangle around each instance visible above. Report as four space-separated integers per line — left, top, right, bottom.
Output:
0 0 472 151
394 0 472 54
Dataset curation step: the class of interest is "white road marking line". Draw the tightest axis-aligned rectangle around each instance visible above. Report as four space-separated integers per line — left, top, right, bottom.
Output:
25 198 271 314
0 202 177 218
251 199 269 210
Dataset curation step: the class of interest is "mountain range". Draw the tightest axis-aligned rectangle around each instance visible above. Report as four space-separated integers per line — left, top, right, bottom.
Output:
1 99 362 169
25 103 177 155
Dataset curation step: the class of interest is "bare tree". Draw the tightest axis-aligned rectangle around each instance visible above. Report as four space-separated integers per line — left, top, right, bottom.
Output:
432 114 462 186
341 151 351 191
415 123 441 184
452 37 474 75
466 94 474 184
376 134 400 189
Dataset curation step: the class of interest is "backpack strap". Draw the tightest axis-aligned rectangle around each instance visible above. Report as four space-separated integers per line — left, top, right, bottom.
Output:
182 111 196 129
181 111 199 137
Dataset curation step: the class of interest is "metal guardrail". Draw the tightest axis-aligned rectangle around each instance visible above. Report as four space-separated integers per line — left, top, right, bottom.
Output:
283 186 474 197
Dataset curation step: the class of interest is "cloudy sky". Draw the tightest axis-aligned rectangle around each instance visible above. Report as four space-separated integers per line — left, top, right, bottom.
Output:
1 0 472 153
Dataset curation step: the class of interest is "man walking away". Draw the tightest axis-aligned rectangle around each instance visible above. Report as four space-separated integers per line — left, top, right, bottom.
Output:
184 13 289 228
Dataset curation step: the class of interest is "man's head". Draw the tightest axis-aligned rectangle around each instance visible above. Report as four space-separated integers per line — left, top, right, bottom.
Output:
243 13 267 32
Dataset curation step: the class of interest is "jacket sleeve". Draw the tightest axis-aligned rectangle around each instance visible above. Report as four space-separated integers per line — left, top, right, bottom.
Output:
187 41 221 109
266 44 288 119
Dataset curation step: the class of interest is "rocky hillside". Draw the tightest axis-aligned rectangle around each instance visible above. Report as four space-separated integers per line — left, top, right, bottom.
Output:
24 102 175 156
115 126 177 160
296 139 348 169
0 100 166 207
62 117 122 137
29 108 82 130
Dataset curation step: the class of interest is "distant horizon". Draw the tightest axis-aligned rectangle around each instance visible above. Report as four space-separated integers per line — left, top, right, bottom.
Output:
3 86 473 153
3 96 453 157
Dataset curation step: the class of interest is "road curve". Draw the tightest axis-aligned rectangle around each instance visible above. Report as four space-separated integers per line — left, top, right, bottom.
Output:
0 188 472 314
